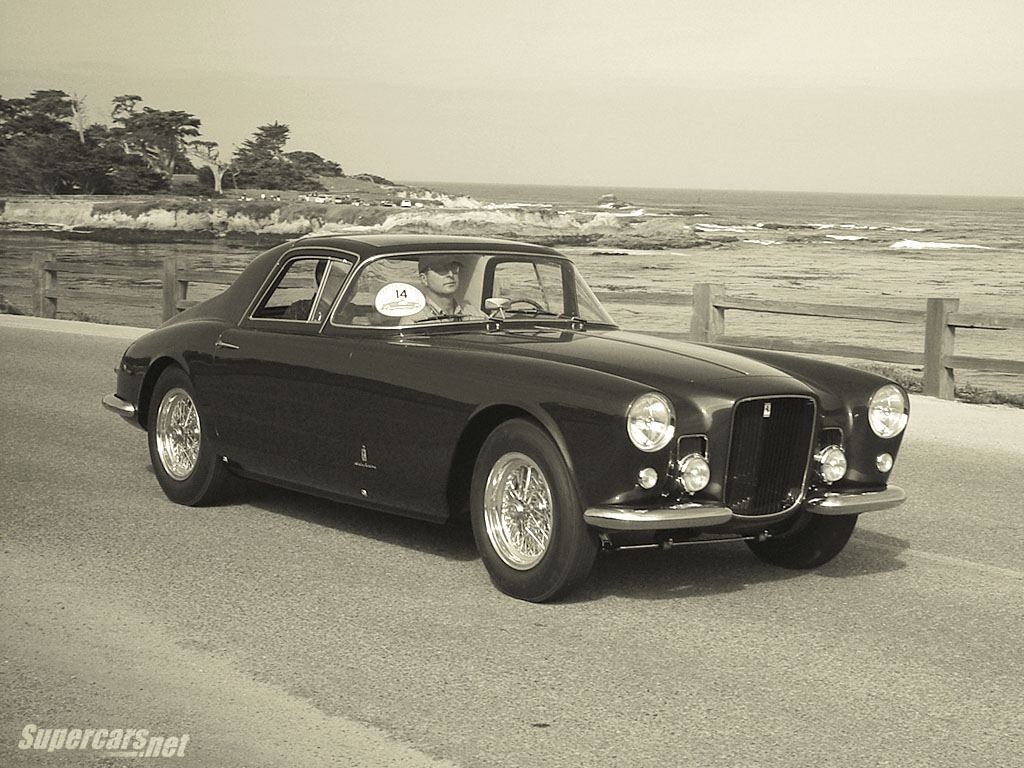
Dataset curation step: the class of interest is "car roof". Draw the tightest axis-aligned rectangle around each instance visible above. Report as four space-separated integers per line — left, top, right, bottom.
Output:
284 233 564 260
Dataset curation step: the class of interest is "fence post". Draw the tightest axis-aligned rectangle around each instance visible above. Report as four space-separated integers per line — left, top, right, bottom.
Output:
690 283 725 342
31 254 58 318
162 257 188 321
923 297 960 399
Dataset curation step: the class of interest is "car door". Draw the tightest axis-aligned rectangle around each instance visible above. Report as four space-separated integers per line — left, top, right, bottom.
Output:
310 327 476 520
310 254 477 520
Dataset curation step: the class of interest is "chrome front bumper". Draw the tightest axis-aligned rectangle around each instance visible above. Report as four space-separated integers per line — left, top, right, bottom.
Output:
584 485 906 531
584 502 733 530
102 393 137 420
805 485 906 515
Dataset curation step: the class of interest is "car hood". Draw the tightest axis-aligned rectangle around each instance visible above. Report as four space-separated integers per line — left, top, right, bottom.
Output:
433 326 809 395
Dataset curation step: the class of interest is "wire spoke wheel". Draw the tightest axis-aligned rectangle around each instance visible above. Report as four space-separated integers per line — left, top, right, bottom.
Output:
471 419 598 601
484 452 554 569
155 387 201 480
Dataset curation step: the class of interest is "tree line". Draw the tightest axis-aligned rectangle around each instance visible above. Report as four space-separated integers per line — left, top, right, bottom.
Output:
0 90 344 196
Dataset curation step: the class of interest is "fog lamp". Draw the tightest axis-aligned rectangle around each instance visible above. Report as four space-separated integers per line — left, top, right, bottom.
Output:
677 453 711 494
637 468 659 490
875 453 894 473
817 445 847 484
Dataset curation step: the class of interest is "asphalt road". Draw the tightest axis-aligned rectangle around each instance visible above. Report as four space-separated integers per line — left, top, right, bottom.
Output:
2 317 1022 768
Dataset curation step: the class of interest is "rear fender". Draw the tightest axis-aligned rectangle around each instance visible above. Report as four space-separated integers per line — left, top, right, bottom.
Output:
137 356 186 431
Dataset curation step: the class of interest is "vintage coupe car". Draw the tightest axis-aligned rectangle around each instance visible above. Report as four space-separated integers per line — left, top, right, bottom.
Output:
103 234 908 601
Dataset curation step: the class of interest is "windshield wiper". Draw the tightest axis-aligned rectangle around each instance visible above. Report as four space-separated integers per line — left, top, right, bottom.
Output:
413 313 465 323
558 313 588 329
505 307 559 317
503 308 588 328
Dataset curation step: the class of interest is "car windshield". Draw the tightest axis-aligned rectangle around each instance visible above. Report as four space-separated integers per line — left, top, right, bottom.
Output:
331 252 616 328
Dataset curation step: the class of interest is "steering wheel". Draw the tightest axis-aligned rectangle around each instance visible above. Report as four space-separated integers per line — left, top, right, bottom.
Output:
507 298 545 311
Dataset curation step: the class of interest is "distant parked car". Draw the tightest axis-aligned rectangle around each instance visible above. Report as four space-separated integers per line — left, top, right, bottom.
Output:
103 234 908 601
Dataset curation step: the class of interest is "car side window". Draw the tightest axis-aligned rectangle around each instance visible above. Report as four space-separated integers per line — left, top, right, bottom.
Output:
251 257 352 322
332 257 421 326
490 261 565 313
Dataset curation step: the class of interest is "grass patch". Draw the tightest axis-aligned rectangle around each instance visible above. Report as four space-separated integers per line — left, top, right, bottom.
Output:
63 310 115 324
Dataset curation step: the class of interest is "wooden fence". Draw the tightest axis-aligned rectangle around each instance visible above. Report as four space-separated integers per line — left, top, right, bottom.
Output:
27 257 1024 400
596 285 1024 400
29 255 239 323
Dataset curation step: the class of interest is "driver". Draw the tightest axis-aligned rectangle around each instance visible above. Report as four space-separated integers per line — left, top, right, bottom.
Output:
407 255 481 322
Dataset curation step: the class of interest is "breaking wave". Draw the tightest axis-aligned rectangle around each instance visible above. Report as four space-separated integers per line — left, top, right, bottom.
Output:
890 239 991 250
0 196 701 247
315 207 701 247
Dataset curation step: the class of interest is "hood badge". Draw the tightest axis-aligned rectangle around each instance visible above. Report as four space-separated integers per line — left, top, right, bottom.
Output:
763 402 772 419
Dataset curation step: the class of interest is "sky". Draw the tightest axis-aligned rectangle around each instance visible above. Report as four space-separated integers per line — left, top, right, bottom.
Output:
2 0 1023 196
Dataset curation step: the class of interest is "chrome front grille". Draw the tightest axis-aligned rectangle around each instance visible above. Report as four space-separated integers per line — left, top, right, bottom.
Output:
724 396 816 517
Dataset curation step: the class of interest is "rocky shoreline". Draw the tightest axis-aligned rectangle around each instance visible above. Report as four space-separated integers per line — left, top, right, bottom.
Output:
0 194 709 249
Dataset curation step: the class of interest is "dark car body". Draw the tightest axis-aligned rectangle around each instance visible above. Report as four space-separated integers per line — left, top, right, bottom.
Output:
104 234 908 600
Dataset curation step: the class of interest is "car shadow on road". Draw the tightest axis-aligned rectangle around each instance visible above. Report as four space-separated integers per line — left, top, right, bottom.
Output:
201 472 912 602
229 477 481 563
568 529 911 603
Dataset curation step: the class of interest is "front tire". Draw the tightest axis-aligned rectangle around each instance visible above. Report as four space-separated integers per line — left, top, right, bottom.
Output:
746 512 858 569
148 366 230 506
471 419 598 602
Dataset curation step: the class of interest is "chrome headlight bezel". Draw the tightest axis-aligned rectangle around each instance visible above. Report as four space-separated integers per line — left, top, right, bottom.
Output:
626 392 676 453
677 452 711 493
816 445 848 484
868 384 909 439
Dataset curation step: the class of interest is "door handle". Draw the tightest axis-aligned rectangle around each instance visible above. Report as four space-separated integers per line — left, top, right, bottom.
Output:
215 340 240 350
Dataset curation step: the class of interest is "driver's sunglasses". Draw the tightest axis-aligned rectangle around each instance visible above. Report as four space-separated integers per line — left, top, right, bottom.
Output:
429 263 461 275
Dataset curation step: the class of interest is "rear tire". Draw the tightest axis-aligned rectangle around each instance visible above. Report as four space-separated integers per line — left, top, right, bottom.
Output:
470 419 598 602
148 366 231 506
746 513 857 569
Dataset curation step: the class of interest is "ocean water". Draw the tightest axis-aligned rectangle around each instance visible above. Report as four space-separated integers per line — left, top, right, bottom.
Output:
409 182 1024 395
411 181 1024 250
405 182 1024 316
2 184 1022 395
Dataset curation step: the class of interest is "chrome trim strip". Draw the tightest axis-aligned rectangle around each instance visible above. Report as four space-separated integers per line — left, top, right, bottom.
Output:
102 393 136 418
806 485 906 515
584 503 733 530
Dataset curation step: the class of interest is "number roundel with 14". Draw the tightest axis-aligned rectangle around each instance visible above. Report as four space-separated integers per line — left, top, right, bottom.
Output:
375 283 426 317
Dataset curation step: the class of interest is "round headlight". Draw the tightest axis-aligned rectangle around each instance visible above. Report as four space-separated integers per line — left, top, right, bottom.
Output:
817 445 847 484
626 392 675 452
677 453 711 493
868 384 909 438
